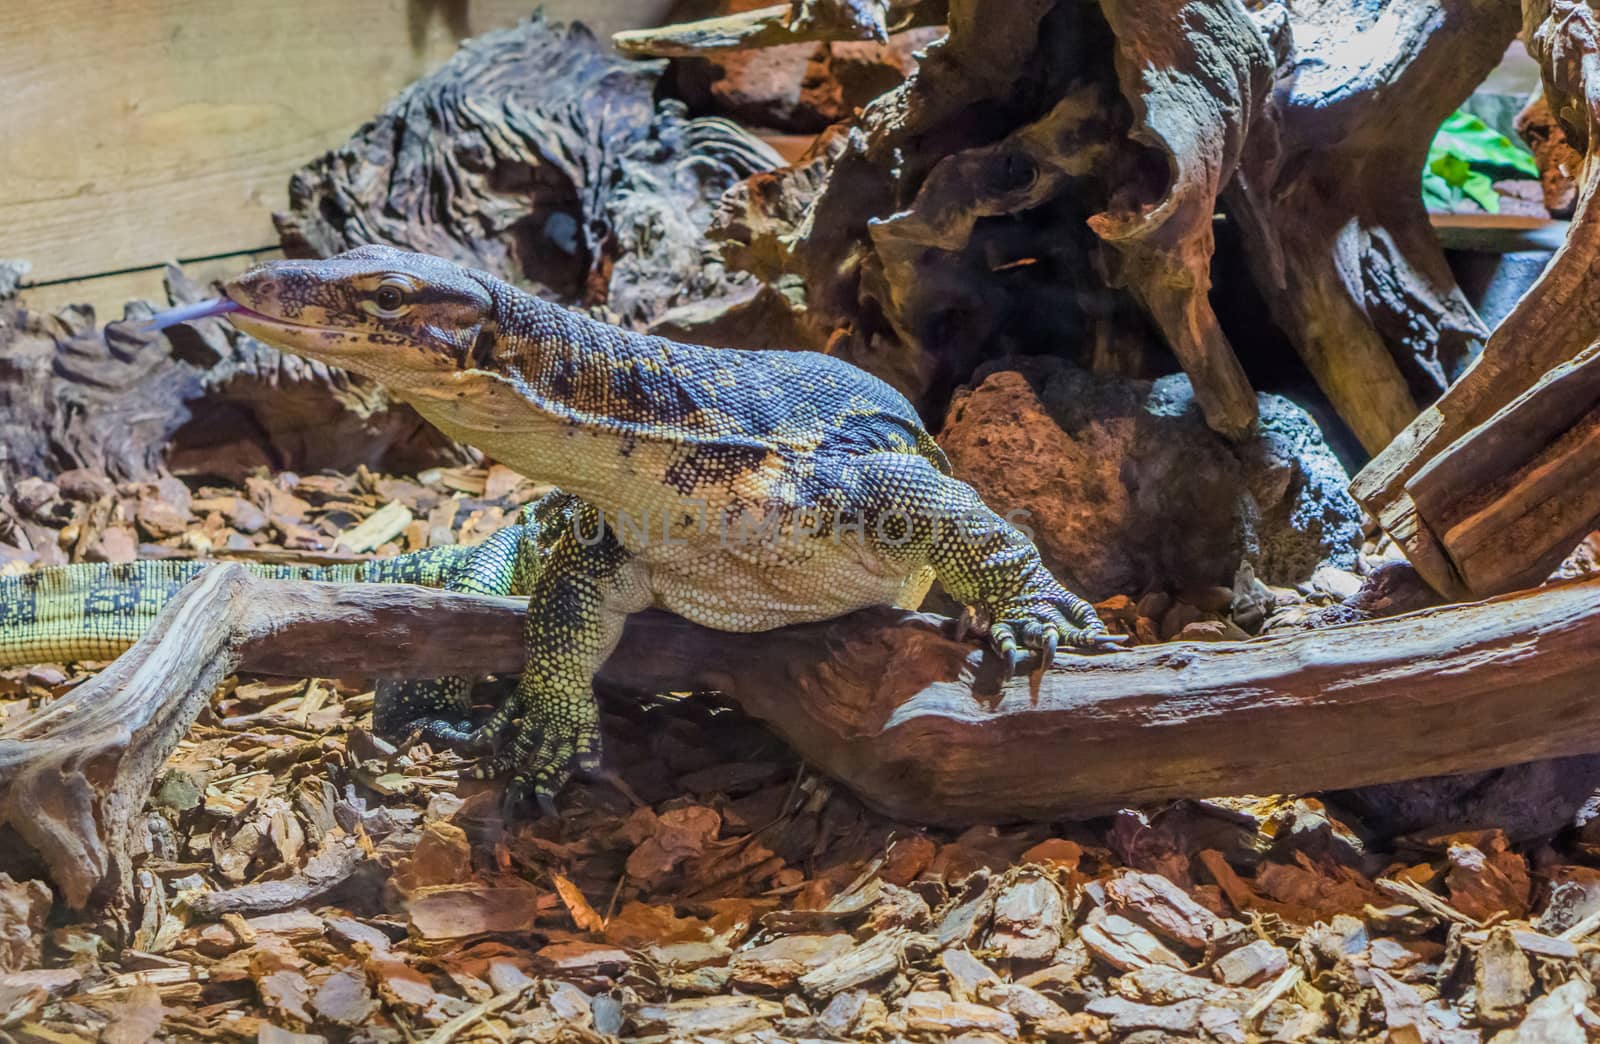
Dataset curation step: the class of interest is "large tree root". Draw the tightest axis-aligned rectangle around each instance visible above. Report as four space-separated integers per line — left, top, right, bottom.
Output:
8 566 1600 915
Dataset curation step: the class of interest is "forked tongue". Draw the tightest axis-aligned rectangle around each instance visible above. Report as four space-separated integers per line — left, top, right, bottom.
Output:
131 297 240 333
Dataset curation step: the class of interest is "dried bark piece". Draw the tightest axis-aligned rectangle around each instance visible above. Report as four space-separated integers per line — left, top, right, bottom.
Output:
1078 912 1185 972
1104 870 1235 952
728 933 854 989
629 995 785 1036
183 835 378 922
392 821 472 896
310 968 377 1028
985 874 1065 961
896 990 1021 1039
1211 939 1288 988
1445 835 1531 924
0 875 51 972
1501 978 1594 1044
1475 926 1534 1026
1084 995 1202 1035
550 874 604 934
977 981 1072 1025
797 927 933 999
405 880 544 942
939 946 999 1002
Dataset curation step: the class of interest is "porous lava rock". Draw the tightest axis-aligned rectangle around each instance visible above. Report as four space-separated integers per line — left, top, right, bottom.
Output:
939 358 1360 600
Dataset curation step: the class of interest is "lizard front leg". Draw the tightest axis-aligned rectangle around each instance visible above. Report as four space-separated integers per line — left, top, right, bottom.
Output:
854 453 1122 692
464 502 651 816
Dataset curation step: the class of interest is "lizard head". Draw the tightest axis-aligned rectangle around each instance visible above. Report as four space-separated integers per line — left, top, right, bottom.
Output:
222 245 500 393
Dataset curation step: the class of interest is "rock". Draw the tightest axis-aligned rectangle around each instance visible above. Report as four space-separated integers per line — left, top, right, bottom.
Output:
1175 619 1251 643
54 468 117 503
1310 565 1363 602
87 525 137 564
134 498 190 540
939 359 1361 600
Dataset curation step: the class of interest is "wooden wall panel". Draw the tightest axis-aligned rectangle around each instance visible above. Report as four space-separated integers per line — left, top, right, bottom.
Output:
2 0 673 312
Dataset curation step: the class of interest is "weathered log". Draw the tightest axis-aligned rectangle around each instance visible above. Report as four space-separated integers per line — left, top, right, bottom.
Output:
11 564 1600 915
1351 0 1600 597
1085 0 1269 439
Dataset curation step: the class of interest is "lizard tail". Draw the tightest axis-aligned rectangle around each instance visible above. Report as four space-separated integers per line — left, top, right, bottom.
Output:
0 545 480 668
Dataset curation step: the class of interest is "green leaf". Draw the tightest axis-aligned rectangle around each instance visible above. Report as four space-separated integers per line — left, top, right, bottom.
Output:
1429 151 1473 188
1421 170 1457 210
1431 111 1539 178
1422 107 1540 212
1458 170 1501 213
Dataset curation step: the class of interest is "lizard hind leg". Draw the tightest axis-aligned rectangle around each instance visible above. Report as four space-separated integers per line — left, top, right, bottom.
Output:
370 519 540 747
461 502 650 818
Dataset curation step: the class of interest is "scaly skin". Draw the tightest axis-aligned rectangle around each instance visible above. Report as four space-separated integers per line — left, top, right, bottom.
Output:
207 245 1120 812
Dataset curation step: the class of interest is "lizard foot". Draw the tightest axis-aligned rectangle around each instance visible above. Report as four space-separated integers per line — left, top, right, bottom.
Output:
986 581 1125 699
374 677 479 749
460 709 604 819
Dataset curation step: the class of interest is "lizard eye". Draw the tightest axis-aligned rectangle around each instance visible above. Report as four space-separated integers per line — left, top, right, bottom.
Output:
372 282 408 316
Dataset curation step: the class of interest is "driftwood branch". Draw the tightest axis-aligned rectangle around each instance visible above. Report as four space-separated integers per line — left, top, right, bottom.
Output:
10 565 1600 912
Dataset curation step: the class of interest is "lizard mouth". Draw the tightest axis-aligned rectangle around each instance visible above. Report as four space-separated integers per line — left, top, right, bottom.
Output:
132 297 242 333
133 297 326 338
136 297 376 364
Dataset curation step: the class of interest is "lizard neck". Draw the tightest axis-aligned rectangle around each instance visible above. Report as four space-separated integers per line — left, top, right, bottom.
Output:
402 289 746 516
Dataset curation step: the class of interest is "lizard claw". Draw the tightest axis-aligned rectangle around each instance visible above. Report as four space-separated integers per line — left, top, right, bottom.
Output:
1028 630 1058 702
991 624 1026 678
492 709 605 818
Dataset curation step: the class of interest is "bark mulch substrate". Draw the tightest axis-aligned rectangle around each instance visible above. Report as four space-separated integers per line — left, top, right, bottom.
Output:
2 466 1597 1042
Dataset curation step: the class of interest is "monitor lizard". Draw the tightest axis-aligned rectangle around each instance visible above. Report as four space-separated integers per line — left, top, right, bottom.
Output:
2 245 1119 814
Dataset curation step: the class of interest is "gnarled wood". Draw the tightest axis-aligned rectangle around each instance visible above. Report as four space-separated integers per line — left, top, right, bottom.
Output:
11 565 1600 916
1085 0 1270 440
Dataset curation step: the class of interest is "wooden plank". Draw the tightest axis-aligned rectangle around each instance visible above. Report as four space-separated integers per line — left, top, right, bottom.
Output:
0 0 674 284
19 250 282 322
1432 214 1570 254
